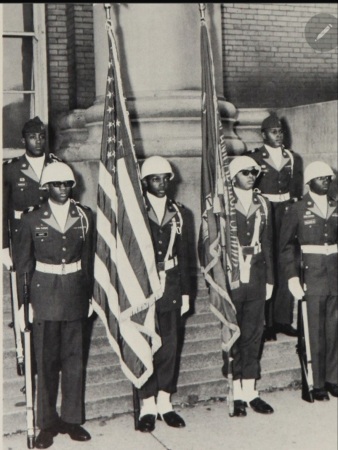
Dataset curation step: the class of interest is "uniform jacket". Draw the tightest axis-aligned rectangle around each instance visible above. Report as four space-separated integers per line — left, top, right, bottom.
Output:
145 195 190 312
279 193 338 296
16 200 94 321
234 191 274 301
249 145 303 201
2 153 61 249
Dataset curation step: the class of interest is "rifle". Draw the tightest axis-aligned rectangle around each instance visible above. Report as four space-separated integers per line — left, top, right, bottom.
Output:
8 220 25 376
227 353 235 417
132 385 140 430
23 273 36 448
296 253 314 403
219 216 235 417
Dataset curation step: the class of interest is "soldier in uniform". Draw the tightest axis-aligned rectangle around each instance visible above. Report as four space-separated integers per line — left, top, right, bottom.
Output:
249 114 303 340
228 156 274 417
136 155 191 433
3 116 61 269
280 161 338 401
16 162 94 448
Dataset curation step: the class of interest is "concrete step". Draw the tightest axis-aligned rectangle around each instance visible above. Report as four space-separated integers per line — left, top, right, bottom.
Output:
2 271 302 436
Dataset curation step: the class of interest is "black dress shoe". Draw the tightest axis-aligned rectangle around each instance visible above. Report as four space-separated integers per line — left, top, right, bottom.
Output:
325 382 338 397
274 323 298 337
58 421 91 441
249 397 274 414
138 414 156 432
264 327 277 342
313 388 330 401
158 411 186 428
35 429 57 449
233 400 247 417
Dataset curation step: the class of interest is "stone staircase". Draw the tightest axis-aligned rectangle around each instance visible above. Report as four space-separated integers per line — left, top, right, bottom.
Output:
2 269 301 436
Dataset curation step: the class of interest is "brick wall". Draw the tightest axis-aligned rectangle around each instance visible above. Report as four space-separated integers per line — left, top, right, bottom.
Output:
46 3 95 115
222 3 338 107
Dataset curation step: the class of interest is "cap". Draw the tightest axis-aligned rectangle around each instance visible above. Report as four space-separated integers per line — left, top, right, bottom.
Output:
141 156 174 180
229 156 261 180
40 162 76 187
261 114 282 131
22 116 46 136
304 161 334 184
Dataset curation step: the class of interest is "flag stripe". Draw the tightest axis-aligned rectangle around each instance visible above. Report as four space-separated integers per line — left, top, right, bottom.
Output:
92 16 162 388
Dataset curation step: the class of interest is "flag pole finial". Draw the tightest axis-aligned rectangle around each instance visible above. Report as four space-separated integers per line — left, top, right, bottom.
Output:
104 3 111 20
199 3 206 21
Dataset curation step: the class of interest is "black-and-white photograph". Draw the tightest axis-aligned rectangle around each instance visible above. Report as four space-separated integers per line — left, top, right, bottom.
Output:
2 3 337 449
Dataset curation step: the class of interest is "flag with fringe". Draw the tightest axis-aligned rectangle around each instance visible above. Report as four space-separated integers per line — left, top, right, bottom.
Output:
198 8 240 357
92 16 163 388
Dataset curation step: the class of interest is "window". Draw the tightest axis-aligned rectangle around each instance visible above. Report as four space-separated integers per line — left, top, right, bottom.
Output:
2 3 48 152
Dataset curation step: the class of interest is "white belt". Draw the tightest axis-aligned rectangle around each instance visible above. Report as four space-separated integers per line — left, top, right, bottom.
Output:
157 256 178 272
301 244 338 255
263 192 290 203
35 260 82 275
14 210 23 219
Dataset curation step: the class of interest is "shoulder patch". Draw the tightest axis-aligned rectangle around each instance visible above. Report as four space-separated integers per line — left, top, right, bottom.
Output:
23 205 41 214
3 156 21 165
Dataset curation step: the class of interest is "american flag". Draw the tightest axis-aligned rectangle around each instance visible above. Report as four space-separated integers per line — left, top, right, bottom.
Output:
198 9 240 355
92 18 163 388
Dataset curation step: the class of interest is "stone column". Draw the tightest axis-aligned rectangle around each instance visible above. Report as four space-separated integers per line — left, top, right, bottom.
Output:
60 4 245 268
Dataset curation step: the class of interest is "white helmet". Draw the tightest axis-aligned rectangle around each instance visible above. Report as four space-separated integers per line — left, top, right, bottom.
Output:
304 161 334 184
40 162 76 187
229 156 261 180
141 156 174 180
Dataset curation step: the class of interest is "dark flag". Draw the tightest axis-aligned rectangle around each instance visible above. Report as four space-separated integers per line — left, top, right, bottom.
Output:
198 6 240 356
92 14 163 388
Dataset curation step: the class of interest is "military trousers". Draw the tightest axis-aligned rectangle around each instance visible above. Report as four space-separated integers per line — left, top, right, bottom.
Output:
306 295 338 388
33 319 85 429
138 309 180 400
232 296 265 380
268 201 294 326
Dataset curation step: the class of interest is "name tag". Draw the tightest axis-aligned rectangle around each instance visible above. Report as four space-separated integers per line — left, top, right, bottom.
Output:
35 231 48 237
304 219 316 225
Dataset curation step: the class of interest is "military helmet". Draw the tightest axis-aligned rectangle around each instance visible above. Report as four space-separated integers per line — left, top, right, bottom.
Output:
22 116 46 136
304 161 334 184
261 114 282 131
40 162 76 187
229 156 261 180
141 156 174 180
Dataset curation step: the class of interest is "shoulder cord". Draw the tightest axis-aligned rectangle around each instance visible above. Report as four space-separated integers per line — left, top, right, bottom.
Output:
159 202 183 291
238 205 262 284
284 148 294 178
72 200 89 241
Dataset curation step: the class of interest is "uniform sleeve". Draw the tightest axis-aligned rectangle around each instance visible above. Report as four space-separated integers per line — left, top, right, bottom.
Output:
290 152 303 200
261 199 274 285
279 204 301 280
177 207 191 296
2 163 11 248
15 215 35 307
80 208 95 299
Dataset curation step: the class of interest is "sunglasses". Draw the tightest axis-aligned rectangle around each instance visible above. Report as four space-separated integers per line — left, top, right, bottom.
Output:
50 181 74 188
240 169 259 177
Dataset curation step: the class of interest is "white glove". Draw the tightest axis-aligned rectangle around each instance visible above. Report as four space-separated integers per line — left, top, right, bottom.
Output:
265 284 274 301
2 247 13 270
181 295 190 316
88 299 94 318
18 304 34 332
288 277 305 299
